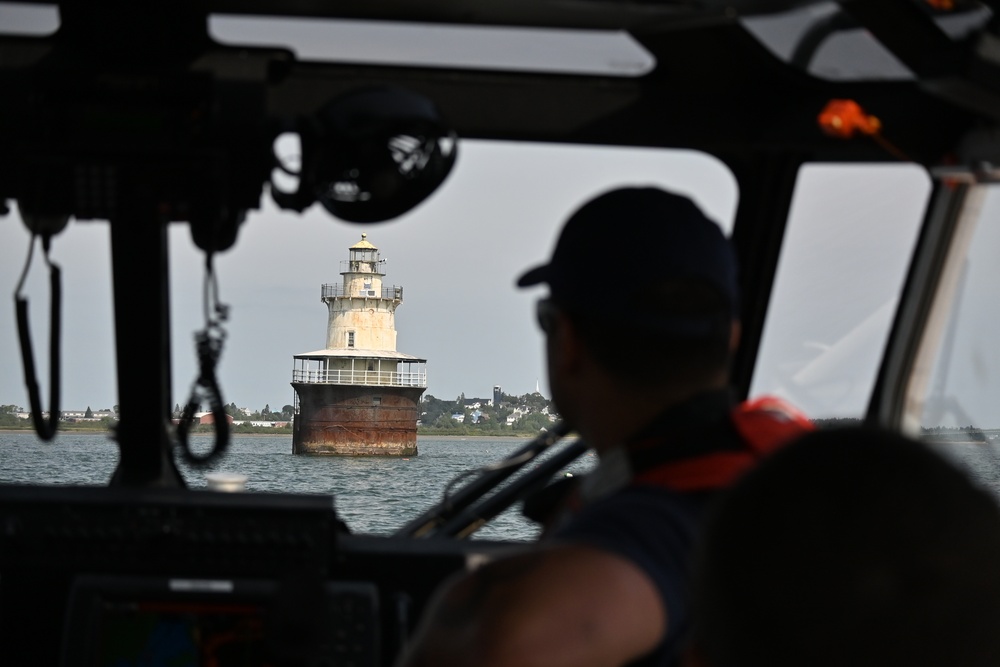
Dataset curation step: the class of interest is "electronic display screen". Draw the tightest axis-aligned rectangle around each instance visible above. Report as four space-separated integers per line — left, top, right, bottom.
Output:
62 576 379 667
93 600 270 666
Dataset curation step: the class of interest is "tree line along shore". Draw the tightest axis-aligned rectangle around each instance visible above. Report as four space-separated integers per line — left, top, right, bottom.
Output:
3 403 994 440
0 421 564 437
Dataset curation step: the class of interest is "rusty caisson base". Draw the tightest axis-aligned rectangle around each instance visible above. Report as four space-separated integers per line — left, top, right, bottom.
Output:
292 383 425 456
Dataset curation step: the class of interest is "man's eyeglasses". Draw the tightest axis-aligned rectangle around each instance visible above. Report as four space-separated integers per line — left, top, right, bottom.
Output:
536 298 559 334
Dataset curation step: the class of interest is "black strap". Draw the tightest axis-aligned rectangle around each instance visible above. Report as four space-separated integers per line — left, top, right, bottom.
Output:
175 254 230 465
14 236 61 441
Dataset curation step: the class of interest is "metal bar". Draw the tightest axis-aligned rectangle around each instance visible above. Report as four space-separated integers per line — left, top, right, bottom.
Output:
441 440 589 539
726 151 804 401
108 202 184 488
394 421 570 538
869 180 978 430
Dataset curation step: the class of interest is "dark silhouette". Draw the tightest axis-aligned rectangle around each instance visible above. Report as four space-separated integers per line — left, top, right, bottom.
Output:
690 427 1000 667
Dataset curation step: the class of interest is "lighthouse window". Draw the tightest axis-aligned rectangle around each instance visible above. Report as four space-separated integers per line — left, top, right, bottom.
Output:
347 331 355 348
372 397 382 406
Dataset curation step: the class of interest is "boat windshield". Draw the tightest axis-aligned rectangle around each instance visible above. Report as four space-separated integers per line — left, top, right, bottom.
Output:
1 141 743 537
749 163 930 421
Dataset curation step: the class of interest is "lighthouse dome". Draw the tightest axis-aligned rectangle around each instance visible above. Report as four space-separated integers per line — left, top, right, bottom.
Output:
351 233 378 250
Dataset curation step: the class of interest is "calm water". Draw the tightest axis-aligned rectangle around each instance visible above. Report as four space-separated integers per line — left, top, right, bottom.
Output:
0 432 596 541
5 432 1000 541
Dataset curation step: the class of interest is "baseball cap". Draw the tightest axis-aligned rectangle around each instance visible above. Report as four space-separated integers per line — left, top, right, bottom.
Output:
517 186 738 334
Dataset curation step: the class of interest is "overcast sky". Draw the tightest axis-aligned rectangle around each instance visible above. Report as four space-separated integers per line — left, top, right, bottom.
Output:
2 144 949 424
0 142 740 414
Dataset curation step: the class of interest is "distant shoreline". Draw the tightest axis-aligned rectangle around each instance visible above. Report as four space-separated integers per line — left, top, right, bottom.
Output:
0 428 291 437
0 429 550 440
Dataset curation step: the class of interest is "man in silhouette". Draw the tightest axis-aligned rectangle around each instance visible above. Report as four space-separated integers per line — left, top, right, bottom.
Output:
397 186 809 667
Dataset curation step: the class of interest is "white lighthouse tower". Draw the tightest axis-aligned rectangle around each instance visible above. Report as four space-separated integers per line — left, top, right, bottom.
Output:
291 233 427 455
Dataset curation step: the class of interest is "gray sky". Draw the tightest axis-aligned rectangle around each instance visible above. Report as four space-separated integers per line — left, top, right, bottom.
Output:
0 142 738 414
750 164 930 418
1 150 943 422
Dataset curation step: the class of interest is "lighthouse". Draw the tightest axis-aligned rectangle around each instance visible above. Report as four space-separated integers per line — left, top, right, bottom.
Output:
291 233 427 456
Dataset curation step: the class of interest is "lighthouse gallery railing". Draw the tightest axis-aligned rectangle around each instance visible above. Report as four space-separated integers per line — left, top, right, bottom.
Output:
292 368 427 387
321 284 403 300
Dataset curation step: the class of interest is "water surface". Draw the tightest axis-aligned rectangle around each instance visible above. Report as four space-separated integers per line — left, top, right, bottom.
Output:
0 432 595 541
5 431 999 540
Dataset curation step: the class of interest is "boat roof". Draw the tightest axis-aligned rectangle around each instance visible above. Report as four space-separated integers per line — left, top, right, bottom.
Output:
4 0 982 163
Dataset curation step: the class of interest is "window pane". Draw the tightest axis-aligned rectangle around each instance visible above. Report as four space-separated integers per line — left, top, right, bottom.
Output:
210 16 655 77
0 140 737 506
0 2 59 36
750 163 930 420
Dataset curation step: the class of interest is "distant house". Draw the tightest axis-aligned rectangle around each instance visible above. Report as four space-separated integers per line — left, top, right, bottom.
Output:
56 409 117 422
506 408 525 426
232 420 290 428
451 413 465 423
193 412 235 425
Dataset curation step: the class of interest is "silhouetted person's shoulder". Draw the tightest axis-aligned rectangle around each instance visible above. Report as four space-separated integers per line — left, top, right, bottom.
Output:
690 426 1000 667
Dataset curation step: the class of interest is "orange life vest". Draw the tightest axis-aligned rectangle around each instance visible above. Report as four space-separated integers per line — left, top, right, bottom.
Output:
630 396 814 493
530 396 814 529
